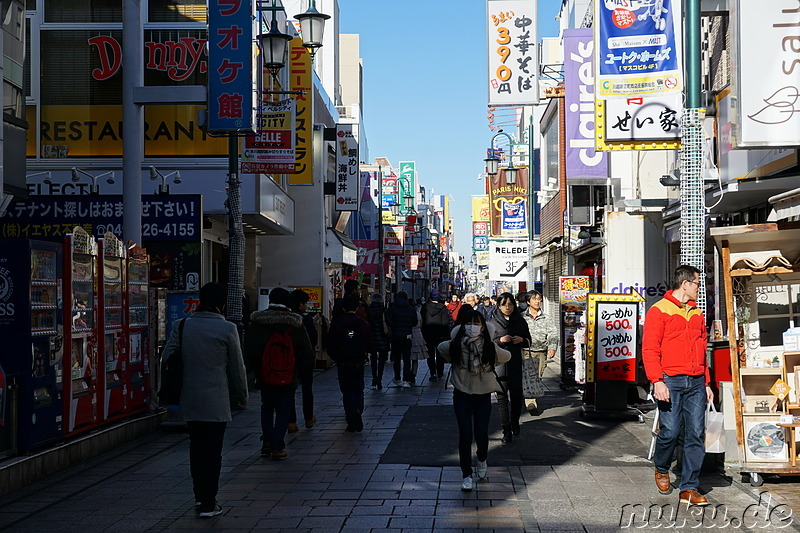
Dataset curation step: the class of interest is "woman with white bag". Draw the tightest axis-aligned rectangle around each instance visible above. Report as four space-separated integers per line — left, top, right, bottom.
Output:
438 309 511 492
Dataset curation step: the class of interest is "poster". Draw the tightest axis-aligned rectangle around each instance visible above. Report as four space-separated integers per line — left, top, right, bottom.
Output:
488 168 529 238
383 225 405 255
559 276 590 306
585 292 644 383
472 195 491 222
335 124 359 211
241 99 296 174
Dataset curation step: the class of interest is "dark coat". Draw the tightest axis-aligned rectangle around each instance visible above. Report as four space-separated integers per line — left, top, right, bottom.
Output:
477 303 496 322
487 311 531 383
386 296 418 340
366 302 391 352
420 300 451 342
327 312 372 365
244 305 314 389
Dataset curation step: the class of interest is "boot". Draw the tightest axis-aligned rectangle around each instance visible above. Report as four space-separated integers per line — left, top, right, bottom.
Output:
501 424 513 444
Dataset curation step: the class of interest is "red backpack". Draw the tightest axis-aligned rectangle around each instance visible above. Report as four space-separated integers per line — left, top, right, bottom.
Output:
260 327 296 386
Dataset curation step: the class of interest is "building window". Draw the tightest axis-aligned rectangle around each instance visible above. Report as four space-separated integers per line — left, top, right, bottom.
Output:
148 0 206 23
44 0 122 23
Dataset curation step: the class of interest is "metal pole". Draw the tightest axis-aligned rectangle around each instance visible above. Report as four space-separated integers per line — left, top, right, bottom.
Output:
122 0 143 244
378 166 386 300
226 135 244 332
680 0 706 312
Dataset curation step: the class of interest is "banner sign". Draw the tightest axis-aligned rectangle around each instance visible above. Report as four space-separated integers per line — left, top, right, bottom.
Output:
559 276 590 305
488 240 528 281
353 239 390 277
289 37 313 184
166 291 200 337
602 94 682 142
431 266 441 280
473 221 489 237
595 0 683 98
398 161 416 215
241 99 296 174
335 124 359 211
473 236 489 251
384 225 405 255
207 0 255 132
487 0 539 106
476 250 489 265
586 292 644 382
564 29 608 178
472 195 491 222
732 0 800 147
489 168 529 238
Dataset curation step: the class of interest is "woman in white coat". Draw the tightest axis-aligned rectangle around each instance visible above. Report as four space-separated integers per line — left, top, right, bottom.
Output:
438 309 511 491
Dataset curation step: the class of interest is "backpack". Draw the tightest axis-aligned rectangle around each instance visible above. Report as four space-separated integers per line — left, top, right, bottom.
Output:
333 322 366 364
260 327 296 386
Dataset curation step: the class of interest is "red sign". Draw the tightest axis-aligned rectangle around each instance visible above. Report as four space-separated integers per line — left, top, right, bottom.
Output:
473 221 488 237
89 36 208 82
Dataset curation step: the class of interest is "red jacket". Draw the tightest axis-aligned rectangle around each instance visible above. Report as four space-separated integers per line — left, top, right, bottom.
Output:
642 290 709 385
446 301 462 322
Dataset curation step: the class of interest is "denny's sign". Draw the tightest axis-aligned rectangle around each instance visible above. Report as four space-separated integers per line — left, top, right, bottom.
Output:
90 35 208 82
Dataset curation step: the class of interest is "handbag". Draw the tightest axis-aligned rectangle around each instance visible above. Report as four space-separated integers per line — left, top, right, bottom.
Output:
705 402 726 453
158 318 186 406
522 357 544 399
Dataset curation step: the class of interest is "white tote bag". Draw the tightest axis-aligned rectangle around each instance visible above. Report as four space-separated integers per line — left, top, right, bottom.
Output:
705 403 726 453
522 357 544 399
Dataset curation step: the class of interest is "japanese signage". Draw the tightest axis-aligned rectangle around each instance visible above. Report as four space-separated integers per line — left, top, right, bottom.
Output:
564 30 608 179
472 195 491 222
166 292 200 337
431 266 441 280
602 94 682 142
488 168 529 238
473 236 489 251
559 276 591 305
398 161 416 215
353 239 390 276
289 37 313 184
207 0 256 132
585 292 644 382
487 0 539 106
488 240 529 282
732 0 800 147
595 0 683 98
241 99 296 174
473 221 489 237
383 225 405 255
335 124 359 211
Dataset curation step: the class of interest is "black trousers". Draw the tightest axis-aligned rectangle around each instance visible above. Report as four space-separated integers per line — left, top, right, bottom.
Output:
423 328 448 378
337 364 365 428
391 337 413 381
289 366 314 424
187 421 227 507
453 389 492 478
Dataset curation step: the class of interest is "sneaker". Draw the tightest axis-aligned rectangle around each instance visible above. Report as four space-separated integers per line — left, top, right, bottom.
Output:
370 384 378 390
461 476 473 491
392 379 403 387
476 460 487 479
305 416 317 428
271 450 288 461
197 504 223 518
194 501 202 509
287 423 299 434
429 375 438 382
402 381 412 388
260 444 272 456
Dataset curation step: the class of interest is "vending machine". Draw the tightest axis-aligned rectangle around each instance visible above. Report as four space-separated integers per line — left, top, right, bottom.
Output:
125 243 150 414
0 239 65 451
98 232 126 422
63 227 99 436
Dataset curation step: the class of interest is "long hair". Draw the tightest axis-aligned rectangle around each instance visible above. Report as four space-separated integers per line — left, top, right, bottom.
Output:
449 309 496 368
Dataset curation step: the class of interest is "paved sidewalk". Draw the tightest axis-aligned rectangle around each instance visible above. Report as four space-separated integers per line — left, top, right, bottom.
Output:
1 327 799 532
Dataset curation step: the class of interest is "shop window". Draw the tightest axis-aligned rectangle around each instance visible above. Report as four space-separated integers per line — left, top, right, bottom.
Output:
148 0 206 23
746 279 800 352
44 0 122 23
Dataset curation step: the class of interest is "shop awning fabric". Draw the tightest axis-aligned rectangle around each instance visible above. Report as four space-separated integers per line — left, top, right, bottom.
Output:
769 187 800 222
327 229 358 266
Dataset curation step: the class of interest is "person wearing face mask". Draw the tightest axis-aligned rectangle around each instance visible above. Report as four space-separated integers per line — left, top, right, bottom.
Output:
437 309 511 492
488 292 531 443
522 290 558 415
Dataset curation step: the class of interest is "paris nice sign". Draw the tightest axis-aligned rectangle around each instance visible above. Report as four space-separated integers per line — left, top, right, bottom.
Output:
89 36 208 82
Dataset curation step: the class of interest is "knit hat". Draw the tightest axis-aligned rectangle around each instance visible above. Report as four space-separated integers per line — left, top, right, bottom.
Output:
430 290 441 300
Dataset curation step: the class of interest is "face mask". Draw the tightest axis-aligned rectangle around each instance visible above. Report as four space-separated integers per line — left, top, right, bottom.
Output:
465 325 482 337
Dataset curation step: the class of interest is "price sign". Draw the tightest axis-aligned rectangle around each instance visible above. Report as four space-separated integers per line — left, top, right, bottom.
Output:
771 379 791 401
586 291 644 383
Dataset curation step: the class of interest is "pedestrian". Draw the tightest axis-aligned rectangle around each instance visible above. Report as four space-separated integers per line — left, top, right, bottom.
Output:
366 292 390 389
516 291 529 313
160 282 248 518
643 265 712 506
477 296 496 322
327 295 372 432
333 279 369 320
521 290 558 415
463 292 478 309
244 287 314 461
287 289 317 432
421 289 452 382
488 292 531 443
446 293 463 323
437 309 511 491
387 290 418 387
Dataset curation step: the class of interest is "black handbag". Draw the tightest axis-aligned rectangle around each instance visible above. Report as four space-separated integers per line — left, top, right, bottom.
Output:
158 318 186 406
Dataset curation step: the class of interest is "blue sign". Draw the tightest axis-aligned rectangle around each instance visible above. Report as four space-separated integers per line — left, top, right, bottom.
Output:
473 236 489 251
166 292 200 337
382 194 395 209
501 199 527 236
208 0 256 132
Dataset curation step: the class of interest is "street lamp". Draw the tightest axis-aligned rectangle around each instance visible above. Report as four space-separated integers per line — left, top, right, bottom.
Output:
71 167 115 195
484 131 518 185
149 166 182 195
258 6 293 79
295 0 330 61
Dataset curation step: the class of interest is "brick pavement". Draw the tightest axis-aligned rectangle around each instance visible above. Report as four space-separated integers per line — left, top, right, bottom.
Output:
1 326 799 532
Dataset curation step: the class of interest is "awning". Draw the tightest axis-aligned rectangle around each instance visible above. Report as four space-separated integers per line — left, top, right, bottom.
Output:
530 241 562 269
769 187 800 222
326 229 358 266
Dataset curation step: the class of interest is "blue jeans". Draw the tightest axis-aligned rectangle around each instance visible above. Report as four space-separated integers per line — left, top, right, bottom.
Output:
653 374 706 491
453 389 492 478
260 386 294 451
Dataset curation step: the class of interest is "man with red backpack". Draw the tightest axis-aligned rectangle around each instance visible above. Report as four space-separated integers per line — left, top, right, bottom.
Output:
244 287 313 460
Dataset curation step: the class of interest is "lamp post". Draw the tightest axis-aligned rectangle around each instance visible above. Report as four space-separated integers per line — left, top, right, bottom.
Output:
484 131 518 185
149 166 181 196
71 168 115 195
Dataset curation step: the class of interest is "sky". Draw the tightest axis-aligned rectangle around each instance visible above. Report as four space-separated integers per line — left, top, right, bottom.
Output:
338 0 563 262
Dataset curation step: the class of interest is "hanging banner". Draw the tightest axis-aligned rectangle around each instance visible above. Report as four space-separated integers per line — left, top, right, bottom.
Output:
595 0 683 99
431 266 441 280
473 236 489 251
472 195 491 222
398 161 416 215
241 99 296 174
207 0 255 132
487 0 539 106
488 168 529 238
335 124 359 211
586 292 644 382
289 37 313 185
473 221 489 237
732 0 800 147
488 240 529 282
383 225 405 255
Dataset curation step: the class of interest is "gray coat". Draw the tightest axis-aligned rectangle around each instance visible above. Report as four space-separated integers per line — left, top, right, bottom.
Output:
161 311 248 422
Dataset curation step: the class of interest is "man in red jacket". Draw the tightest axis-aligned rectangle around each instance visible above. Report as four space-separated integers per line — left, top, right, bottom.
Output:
643 265 713 507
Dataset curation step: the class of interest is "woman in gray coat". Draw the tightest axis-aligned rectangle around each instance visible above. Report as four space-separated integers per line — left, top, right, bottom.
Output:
161 283 248 518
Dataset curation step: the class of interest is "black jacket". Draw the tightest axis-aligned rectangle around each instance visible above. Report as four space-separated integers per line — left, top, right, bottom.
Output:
420 300 451 341
366 302 391 352
386 296 418 340
327 312 372 365
488 311 531 381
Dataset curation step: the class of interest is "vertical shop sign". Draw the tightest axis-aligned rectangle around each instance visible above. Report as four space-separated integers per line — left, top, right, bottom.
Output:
207 0 255 132
398 161 416 215
472 196 491 222
289 37 313 184
335 124 359 211
487 0 539 106
585 292 644 383
473 221 489 237
241 98 296 173
488 168 529 238
383 225 405 255
595 0 683 99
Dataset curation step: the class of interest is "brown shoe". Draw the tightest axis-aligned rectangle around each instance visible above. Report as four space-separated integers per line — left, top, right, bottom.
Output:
271 450 288 461
305 416 317 428
287 423 299 434
679 489 709 506
655 470 671 494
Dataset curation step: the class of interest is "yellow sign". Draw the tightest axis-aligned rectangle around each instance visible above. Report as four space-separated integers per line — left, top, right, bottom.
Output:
381 210 397 225
28 105 228 157
472 195 490 222
771 379 791 401
289 286 323 312
288 38 313 185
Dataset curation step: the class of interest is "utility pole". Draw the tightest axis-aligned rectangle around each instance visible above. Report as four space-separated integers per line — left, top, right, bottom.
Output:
378 165 386 300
